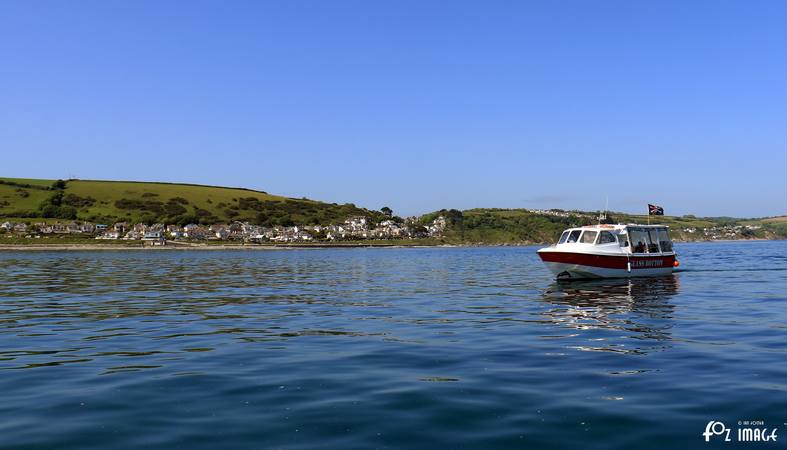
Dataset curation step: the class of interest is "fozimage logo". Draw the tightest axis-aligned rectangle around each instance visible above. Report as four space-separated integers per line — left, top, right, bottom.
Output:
703 421 731 442
703 420 778 443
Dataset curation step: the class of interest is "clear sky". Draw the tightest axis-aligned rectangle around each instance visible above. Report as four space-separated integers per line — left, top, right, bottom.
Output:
1 1 785 218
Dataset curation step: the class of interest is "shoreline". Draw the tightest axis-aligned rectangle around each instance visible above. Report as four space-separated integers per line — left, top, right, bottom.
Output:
0 238 778 251
0 243 463 251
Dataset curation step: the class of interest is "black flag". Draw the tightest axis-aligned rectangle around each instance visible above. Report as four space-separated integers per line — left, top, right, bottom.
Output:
648 204 664 216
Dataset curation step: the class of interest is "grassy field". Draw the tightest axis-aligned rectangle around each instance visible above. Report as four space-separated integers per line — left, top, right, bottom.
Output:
757 216 787 237
0 177 57 188
0 182 53 212
65 179 287 222
443 209 577 244
0 177 383 226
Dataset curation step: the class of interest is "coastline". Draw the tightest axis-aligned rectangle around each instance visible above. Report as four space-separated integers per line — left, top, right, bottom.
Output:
0 238 777 251
0 242 461 251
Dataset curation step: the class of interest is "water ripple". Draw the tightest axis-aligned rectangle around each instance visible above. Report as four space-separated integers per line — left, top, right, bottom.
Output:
1 243 786 448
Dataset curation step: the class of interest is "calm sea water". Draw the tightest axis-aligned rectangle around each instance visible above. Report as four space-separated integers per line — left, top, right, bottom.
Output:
1 242 786 449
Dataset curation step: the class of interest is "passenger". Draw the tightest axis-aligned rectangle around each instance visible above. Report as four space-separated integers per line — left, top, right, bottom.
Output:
633 241 645 253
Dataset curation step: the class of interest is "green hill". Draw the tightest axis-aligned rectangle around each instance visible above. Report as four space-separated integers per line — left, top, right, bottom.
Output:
0 178 382 226
3 177 783 244
419 208 784 244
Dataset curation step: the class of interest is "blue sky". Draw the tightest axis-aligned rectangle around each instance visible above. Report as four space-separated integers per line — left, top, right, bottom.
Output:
1 1 785 217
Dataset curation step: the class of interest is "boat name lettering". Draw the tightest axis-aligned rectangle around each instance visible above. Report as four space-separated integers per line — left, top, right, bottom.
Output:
631 259 664 268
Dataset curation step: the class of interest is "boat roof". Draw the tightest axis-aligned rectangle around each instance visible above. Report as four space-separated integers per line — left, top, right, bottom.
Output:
572 224 670 232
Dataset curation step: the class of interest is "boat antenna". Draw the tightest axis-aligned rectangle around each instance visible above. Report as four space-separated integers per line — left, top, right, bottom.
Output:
598 196 609 225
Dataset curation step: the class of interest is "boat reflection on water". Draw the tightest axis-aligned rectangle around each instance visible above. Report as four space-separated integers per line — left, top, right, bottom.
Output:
539 275 680 349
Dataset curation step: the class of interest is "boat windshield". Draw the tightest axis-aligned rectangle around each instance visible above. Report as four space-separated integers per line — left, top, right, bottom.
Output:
629 227 653 253
647 229 660 253
657 228 673 252
558 231 569 244
566 230 581 243
627 227 671 253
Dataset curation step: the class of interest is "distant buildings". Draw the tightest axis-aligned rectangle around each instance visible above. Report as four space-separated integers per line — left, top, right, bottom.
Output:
0 215 449 244
0 213 773 244
685 224 762 240
142 231 166 246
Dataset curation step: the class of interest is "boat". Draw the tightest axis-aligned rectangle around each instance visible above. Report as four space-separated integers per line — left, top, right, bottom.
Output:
537 224 678 279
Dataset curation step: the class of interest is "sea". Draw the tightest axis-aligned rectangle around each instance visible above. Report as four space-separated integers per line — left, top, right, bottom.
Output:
1 241 786 449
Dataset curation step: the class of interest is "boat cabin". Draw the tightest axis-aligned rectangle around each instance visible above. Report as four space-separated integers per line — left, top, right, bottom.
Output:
555 224 674 254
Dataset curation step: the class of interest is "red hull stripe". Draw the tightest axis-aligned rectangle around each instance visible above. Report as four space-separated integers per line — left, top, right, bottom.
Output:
538 251 675 270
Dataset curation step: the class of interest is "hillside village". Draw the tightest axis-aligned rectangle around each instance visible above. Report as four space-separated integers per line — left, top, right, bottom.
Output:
1 179 783 246
680 224 762 240
1 208 775 245
0 215 448 245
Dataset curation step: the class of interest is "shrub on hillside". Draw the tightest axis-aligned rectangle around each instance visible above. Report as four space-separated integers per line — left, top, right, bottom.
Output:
115 198 165 215
169 197 189 205
40 204 77 219
62 194 96 208
163 200 187 216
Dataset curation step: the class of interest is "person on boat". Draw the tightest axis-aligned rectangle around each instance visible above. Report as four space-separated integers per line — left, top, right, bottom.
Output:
633 241 646 253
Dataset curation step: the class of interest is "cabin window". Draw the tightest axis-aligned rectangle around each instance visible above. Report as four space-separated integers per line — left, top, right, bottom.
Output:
629 228 652 253
618 233 629 248
647 230 660 253
580 231 597 243
558 231 569 244
598 231 616 244
657 228 673 252
566 230 581 243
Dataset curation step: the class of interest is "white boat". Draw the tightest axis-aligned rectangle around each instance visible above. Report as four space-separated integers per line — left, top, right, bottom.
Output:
537 224 678 279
